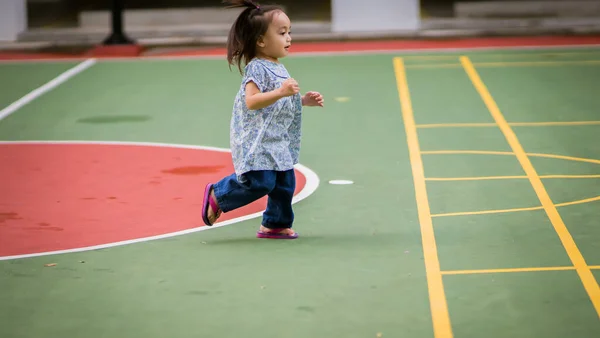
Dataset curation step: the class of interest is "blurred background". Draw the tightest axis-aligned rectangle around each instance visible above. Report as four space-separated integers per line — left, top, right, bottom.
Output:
1 3 600 337
2 0 600 54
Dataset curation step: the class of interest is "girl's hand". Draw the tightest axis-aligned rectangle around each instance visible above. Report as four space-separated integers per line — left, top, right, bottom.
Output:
279 78 300 97
302 91 324 107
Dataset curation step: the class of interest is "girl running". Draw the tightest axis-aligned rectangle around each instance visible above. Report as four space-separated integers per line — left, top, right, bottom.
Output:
201 0 324 239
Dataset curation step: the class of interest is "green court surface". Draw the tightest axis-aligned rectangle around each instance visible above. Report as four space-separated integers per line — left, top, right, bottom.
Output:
1 46 600 338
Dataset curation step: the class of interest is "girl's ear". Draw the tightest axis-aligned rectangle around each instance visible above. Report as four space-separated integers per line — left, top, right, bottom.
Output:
256 36 266 48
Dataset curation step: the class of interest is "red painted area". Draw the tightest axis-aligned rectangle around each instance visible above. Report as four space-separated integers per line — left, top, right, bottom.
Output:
1 36 599 61
0 144 306 257
0 52 79 60
150 36 600 57
85 44 144 57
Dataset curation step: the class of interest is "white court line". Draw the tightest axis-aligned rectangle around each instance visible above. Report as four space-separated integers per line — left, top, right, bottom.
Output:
1 43 600 64
0 140 320 261
0 59 96 121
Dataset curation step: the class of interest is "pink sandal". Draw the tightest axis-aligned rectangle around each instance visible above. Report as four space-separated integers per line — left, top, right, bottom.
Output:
256 227 299 239
201 183 221 226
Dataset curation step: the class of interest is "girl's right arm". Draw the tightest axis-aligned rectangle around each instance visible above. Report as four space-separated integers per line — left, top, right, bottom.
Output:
245 78 299 110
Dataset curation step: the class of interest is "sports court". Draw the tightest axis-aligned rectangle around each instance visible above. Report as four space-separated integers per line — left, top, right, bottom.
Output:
1 36 600 337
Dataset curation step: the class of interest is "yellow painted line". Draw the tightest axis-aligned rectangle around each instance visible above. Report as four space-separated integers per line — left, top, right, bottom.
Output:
442 266 575 275
557 195 600 208
543 174 600 179
510 121 600 127
422 150 514 156
528 153 600 166
426 176 526 182
405 63 460 69
405 63 461 69
418 123 497 128
432 206 543 218
431 194 600 218
461 55 600 319
405 60 600 69
421 150 600 166
401 51 600 61
394 57 453 338
417 121 600 129
444 265 600 276
476 60 600 67
402 55 459 60
426 174 600 182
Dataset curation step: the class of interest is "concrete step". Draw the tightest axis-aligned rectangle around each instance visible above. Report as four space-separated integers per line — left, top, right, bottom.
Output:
79 7 252 27
12 17 600 48
422 17 600 30
18 21 331 44
455 1 600 18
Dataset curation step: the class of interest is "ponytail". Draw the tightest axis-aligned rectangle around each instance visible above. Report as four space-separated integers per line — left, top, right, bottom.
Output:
223 0 283 74
223 0 261 10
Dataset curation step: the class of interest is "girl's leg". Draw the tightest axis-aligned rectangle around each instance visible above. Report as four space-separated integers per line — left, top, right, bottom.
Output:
258 169 297 239
202 171 277 226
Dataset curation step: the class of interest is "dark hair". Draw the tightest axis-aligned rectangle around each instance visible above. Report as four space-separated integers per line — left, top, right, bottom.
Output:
223 0 284 74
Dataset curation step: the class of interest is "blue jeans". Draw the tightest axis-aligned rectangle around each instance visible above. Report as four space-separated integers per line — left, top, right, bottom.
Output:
213 169 295 229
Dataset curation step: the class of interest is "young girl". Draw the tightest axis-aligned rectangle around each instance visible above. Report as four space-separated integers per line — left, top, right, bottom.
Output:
201 0 324 239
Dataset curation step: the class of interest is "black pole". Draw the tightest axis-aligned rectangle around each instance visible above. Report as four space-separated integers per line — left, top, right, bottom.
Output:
103 0 134 45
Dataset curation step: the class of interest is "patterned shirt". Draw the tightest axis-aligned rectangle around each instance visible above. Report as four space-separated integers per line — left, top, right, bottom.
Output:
229 58 303 178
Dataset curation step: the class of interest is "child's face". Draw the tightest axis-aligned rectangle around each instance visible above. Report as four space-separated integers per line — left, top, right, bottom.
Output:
257 11 292 62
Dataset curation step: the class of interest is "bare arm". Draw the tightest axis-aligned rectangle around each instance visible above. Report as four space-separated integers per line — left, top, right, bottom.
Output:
245 82 284 110
245 78 299 110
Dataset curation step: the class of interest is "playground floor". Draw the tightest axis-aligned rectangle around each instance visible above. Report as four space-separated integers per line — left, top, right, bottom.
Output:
1 36 600 338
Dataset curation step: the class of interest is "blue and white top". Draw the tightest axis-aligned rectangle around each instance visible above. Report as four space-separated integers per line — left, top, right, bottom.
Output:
229 58 303 178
